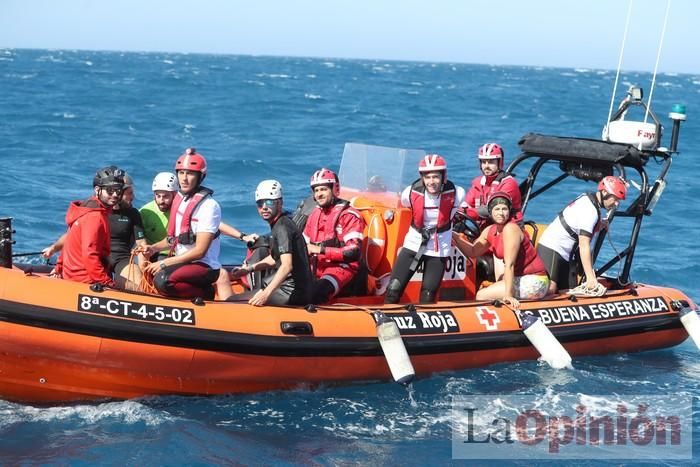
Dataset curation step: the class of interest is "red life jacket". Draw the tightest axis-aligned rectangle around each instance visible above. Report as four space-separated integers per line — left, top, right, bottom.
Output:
305 200 349 247
167 187 216 246
409 179 456 233
470 171 507 208
487 221 547 276
467 171 523 223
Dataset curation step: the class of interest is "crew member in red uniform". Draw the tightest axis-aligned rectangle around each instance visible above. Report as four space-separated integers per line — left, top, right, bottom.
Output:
384 155 466 304
454 192 549 309
56 166 126 287
303 168 365 304
461 143 522 228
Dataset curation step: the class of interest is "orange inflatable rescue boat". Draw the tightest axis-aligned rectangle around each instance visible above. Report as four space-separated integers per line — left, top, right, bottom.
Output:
0 91 697 403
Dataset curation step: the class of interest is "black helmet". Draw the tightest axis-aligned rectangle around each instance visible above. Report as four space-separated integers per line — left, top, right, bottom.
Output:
93 166 126 188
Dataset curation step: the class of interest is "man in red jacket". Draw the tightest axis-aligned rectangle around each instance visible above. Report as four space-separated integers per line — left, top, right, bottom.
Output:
56 166 125 287
303 168 365 304
461 143 522 228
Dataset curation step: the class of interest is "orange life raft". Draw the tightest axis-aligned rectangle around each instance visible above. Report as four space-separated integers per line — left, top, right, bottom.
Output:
0 264 692 403
2 126 698 403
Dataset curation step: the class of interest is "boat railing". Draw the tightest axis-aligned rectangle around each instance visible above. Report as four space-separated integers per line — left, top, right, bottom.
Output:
509 96 685 287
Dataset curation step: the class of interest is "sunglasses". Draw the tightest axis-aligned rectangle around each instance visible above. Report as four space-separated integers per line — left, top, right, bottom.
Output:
103 187 124 196
256 199 276 209
603 193 622 203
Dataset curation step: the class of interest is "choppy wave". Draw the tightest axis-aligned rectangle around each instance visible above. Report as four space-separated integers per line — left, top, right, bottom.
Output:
0 400 174 429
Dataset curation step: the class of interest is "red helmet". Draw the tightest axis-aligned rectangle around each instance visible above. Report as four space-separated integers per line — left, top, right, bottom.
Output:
310 168 340 197
477 143 504 169
419 154 447 177
598 176 627 200
175 147 207 175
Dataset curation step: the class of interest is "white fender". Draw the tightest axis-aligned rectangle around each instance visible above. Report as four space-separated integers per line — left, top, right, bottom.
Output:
375 312 415 385
520 313 573 369
679 308 700 350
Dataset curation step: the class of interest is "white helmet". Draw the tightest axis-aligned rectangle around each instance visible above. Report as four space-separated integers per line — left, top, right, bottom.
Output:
152 172 178 192
255 179 283 201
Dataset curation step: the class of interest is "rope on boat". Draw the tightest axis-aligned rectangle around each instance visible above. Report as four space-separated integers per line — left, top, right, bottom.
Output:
313 288 638 314
605 0 634 132
567 282 607 297
127 252 158 294
139 272 158 294
642 0 672 130
316 300 496 313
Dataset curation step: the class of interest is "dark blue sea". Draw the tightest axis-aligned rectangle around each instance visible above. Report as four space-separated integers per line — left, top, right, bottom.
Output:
1 49 699 465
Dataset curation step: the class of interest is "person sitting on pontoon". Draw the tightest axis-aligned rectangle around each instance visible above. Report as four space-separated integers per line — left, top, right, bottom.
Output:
43 168 147 290
224 180 312 306
537 176 627 294
140 148 222 299
140 172 178 261
107 172 149 288
303 168 365 304
454 192 549 309
49 166 127 288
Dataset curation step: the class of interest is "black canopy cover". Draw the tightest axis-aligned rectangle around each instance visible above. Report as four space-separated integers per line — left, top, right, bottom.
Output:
518 133 647 169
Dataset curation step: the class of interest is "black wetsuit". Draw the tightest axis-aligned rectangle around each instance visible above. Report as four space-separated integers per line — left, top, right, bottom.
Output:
108 206 145 274
226 213 312 305
264 214 312 305
246 195 315 280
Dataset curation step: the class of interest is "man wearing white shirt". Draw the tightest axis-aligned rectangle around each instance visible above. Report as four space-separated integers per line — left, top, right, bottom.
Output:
537 176 628 294
384 154 466 304
143 148 221 299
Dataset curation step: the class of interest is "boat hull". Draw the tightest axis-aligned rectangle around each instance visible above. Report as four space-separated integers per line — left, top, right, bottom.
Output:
0 268 693 402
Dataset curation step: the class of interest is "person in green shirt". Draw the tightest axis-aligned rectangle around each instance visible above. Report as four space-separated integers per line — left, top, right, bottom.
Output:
140 172 178 260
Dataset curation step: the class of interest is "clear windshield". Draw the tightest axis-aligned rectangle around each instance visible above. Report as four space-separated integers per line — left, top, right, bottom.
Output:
338 143 426 195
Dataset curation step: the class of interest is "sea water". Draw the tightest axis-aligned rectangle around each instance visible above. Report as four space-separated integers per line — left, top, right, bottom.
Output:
1 49 699 465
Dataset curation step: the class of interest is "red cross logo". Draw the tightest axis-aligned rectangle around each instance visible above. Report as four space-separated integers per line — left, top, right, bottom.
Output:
476 306 500 331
